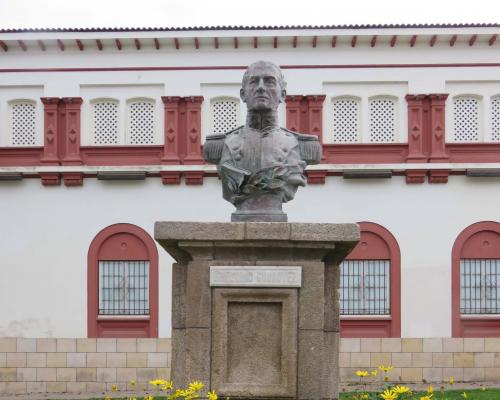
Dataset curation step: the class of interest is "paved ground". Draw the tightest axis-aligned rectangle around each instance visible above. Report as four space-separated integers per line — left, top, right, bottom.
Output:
1 382 500 400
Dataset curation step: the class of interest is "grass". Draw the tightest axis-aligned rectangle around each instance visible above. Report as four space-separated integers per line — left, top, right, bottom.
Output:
340 388 500 399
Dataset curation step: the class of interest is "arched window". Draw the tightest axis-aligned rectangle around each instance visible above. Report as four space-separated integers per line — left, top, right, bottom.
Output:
452 95 481 142
87 224 158 338
8 99 37 146
92 98 119 145
332 96 361 143
340 222 401 338
127 98 155 145
211 97 240 134
368 96 397 143
452 221 500 337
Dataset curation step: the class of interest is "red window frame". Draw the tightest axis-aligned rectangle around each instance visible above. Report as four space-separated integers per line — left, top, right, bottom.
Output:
87 223 159 338
340 222 401 338
452 221 500 337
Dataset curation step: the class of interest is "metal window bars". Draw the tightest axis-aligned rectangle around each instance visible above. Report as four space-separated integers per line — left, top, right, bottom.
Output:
460 259 500 314
340 260 390 315
98 261 150 315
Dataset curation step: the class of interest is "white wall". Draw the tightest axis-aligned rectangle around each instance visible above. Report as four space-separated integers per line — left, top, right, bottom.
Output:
1 175 499 338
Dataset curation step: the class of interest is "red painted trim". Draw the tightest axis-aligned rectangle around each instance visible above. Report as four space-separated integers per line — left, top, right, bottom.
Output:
273 36 278 48
429 93 449 163
448 143 500 163
430 35 437 47
214 37 219 49
41 97 61 165
63 172 83 186
293 36 297 48
115 39 122 50
194 38 199 49
0 147 43 166
154 38 160 50
450 35 457 47
341 222 401 338
469 34 477 46
405 169 426 184
87 223 159 338
233 37 238 49
0 40 8 51
405 94 428 163
81 145 164 165
323 144 408 164
306 95 325 147
253 37 258 48
40 172 60 186
390 35 397 47
160 171 181 185
452 221 500 337
3 63 500 73
305 170 326 184
161 96 181 164
312 36 317 48
184 171 204 185
61 97 83 165
489 34 497 46
134 39 141 50
96 39 103 51
410 35 417 47
183 96 204 164
76 39 84 51
370 35 377 47
37 40 46 51
331 36 337 47
429 169 449 183
351 35 357 47
174 38 180 50
57 39 64 51
18 40 27 51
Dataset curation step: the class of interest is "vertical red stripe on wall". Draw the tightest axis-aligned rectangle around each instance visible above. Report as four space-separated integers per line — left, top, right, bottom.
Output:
183 96 204 164
429 94 450 183
61 97 83 165
40 97 61 165
161 96 181 164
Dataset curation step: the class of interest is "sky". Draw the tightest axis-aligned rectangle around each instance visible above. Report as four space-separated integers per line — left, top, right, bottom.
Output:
0 0 498 30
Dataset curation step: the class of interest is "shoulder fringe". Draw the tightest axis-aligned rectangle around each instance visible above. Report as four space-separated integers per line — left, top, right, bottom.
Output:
203 134 225 164
298 134 322 164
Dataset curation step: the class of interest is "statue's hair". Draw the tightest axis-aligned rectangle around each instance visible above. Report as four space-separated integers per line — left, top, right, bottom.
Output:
242 61 286 89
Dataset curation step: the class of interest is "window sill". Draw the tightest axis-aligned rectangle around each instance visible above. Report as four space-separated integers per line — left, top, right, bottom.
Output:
460 314 500 320
97 315 150 321
341 315 392 320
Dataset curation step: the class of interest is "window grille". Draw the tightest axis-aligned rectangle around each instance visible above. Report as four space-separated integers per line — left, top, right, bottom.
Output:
332 98 360 143
369 98 396 142
99 261 149 315
212 99 239 134
128 101 155 144
492 97 500 142
10 102 36 145
460 259 500 314
93 101 119 145
340 260 390 315
453 97 480 141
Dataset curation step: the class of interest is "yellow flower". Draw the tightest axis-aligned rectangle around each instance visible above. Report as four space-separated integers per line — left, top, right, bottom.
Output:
427 385 433 394
355 370 369 377
393 385 410 394
104 397 112 400
150 379 164 387
144 396 154 400
449 377 455 385
207 390 218 400
129 379 136 386
379 365 394 372
361 395 369 400
420 396 433 400
379 388 398 400
161 380 174 391
371 369 379 376
384 376 389 382
188 381 205 391
461 393 468 399
111 384 118 392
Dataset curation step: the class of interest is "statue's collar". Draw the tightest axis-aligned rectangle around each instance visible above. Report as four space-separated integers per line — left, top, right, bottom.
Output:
246 111 279 132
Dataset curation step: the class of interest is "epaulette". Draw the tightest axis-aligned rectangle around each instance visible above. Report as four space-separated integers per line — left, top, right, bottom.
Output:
203 126 243 164
297 132 321 165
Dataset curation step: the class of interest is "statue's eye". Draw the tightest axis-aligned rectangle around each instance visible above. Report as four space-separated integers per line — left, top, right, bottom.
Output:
264 77 277 86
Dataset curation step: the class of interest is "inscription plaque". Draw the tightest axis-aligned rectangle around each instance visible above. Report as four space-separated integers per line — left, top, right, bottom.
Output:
210 266 302 287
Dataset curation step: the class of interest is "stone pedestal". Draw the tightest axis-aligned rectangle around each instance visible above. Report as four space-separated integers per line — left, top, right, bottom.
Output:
155 222 359 400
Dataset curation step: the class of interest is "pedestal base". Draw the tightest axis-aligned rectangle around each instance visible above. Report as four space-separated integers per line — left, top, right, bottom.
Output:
155 221 359 400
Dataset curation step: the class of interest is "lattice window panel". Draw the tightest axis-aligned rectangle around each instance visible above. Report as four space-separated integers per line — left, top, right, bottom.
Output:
369 98 396 142
93 101 119 145
128 101 155 144
212 99 239 134
332 98 360 143
492 97 500 142
11 102 36 145
453 97 479 141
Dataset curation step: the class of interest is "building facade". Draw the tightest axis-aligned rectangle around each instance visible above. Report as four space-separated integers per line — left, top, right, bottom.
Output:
0 24 500 394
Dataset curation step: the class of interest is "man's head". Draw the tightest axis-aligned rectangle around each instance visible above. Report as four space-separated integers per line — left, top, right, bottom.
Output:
240 61 286 113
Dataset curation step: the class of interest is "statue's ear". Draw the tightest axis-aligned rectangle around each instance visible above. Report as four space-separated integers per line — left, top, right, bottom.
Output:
280 88 287 103
240 88 246 102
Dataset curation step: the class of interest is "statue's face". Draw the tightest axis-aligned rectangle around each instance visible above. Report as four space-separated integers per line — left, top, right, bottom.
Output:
240 62 286 112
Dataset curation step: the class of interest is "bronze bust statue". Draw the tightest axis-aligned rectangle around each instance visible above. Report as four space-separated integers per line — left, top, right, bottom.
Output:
203 61 321 221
